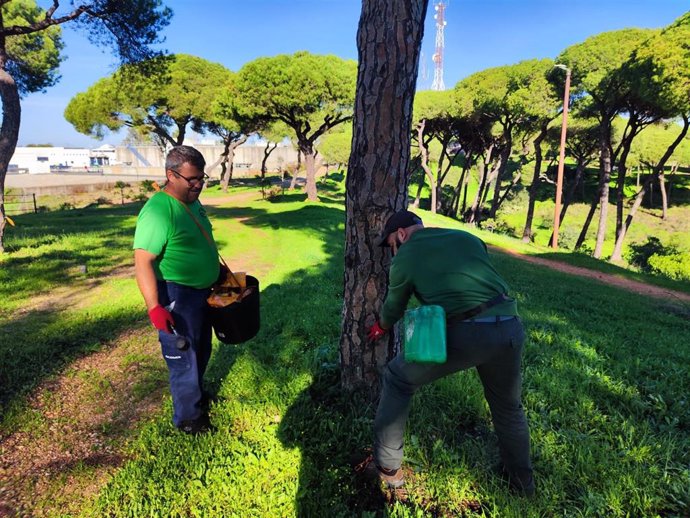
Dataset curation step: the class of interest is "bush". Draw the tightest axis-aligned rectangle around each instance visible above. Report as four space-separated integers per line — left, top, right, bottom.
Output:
627 237 667 273
479 217 515 236
58 202 75 211
627 237 690 281
648 252 690 281
138 180 157 193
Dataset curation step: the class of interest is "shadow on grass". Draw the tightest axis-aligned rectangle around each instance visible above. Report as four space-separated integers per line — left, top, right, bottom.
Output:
0 304 145 423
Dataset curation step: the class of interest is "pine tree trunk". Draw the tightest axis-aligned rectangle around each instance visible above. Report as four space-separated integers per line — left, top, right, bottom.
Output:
0 66 21 253
610 114 688 262
220 137 247 192
521 124 547 242
262 141 277 178
303 147 319 201
593 121 612 259
575 196 599 251
341 0 428 393
489 137 511 219
659 173 668 220
549 161 586 246
417 121 436 213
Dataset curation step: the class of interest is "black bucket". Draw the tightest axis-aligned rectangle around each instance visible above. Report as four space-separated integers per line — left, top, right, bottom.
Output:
209 275 260 344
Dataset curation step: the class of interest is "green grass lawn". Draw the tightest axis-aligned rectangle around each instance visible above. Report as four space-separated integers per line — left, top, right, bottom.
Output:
1 184 689 517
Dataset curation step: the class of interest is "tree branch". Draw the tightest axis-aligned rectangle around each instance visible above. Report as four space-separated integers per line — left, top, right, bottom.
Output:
2 4 89 37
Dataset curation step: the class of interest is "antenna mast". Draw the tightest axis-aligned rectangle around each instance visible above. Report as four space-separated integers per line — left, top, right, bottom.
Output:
431 2 447 91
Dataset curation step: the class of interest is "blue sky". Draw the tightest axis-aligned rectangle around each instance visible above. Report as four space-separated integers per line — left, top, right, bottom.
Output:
21 0 688 148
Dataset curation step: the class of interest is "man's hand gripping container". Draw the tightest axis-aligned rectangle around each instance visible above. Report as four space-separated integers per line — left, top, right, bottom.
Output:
403 305 447 364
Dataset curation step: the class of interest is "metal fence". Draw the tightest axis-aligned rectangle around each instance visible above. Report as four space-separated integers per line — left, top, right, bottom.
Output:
5 194 38 215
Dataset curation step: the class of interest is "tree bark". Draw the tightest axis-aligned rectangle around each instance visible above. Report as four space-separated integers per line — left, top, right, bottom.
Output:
417 120 436 213
548 160 587 246
610 114 689 262
302 146 319 201
593 120 613 258
341 0 428 393
521 123 548 242
659 172 668 220
489 133 511 219
261 141 278 178
0 63 21 253
220 136 247 191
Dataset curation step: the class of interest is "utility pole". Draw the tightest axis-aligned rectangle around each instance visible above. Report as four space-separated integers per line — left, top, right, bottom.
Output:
551 64 571 249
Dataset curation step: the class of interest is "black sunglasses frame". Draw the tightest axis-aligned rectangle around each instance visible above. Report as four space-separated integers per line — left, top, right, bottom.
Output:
169 168 209 187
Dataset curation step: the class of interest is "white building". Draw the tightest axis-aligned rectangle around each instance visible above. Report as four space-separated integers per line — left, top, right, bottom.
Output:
9 146 91 174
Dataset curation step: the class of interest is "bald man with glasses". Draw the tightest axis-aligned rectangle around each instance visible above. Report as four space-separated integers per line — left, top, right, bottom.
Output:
133 145 222 435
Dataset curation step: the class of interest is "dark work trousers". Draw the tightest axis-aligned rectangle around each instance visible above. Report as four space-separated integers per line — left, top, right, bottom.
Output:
373 316 532 479
157 281 213 427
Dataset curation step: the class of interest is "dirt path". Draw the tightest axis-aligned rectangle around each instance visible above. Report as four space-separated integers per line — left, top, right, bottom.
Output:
492 246 690 304
2 189 687 516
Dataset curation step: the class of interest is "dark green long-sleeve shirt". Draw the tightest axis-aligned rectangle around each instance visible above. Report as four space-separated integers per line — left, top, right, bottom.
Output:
380 228 517 327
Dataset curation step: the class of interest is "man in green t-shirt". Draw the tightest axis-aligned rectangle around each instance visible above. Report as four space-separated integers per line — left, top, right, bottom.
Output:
361 210 534 496
133 145 221 435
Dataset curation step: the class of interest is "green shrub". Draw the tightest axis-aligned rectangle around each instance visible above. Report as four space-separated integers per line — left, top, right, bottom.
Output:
627 236 667 273
628 237 689 281
138 180 157 193
648 252 690 281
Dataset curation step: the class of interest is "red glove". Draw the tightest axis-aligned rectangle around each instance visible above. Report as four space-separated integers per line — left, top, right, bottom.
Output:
148 305 175 332
367 321 387 341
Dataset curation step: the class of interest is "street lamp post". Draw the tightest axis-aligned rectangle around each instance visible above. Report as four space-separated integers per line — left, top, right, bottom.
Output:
551 64 571 249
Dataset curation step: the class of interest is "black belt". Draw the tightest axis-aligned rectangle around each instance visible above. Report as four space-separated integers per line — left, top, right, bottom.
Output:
447 293 511 326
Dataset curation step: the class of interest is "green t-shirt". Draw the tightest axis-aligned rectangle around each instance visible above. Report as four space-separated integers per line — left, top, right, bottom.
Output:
380 228 517 327
133 191 219 289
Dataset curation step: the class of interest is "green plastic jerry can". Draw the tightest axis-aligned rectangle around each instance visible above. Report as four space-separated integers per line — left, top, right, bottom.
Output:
403 305 447 364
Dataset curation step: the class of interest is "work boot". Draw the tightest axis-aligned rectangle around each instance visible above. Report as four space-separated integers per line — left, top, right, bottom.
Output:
177 413 214 435
355 454 405 489
501 466 535 497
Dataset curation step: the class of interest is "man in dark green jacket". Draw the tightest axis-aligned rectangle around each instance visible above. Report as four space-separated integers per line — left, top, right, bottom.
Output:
364 210 534 496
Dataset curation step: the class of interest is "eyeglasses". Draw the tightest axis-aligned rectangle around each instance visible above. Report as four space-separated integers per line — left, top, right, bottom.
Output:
169 169 209 187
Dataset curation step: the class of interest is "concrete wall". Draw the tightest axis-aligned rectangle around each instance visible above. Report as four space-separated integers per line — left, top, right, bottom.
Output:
115 143 301 177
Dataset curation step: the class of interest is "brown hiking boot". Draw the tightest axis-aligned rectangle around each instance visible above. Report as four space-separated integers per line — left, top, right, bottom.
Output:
354 454 405 489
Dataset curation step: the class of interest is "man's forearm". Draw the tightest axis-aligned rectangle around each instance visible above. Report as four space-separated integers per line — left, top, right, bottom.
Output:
134 251 160 310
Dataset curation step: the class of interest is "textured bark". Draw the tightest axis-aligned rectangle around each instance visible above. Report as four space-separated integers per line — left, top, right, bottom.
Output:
610 114 689 262
340 0 428 393
220 136 247 191
0 63 21 253
261 141 278 178
302 146 319 201
548 161 587 246
521 123 548 242
489 134 511 219
593 120 613 258
417 120 436 213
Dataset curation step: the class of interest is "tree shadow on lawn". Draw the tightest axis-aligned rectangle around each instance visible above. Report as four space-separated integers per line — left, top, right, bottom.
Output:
0 303 145 422
206 203 391 515
496 254 690 506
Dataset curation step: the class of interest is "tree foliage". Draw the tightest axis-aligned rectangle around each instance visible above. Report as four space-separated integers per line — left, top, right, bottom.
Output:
65 54 231 147
235 51 357 201
0 0 171 252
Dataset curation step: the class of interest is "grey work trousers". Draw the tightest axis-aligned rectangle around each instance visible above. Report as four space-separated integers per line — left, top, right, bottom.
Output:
373 316 532 477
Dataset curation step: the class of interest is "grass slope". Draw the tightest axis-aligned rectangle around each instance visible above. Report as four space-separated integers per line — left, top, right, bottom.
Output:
1 186 688 517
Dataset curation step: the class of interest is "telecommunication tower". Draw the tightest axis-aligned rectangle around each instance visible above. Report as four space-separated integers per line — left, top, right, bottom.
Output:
431 2 447 91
